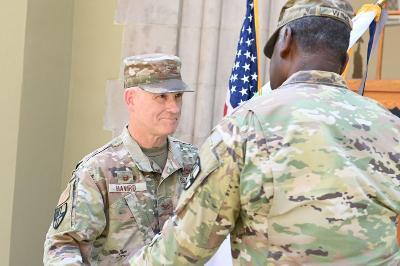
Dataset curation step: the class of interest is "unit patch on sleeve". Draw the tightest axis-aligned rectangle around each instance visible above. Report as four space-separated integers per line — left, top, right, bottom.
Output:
184 157 201 190
53 202 68 229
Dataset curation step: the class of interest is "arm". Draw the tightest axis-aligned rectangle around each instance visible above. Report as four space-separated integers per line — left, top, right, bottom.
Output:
132 133 241 265
43 167 106 265
130 110 265 265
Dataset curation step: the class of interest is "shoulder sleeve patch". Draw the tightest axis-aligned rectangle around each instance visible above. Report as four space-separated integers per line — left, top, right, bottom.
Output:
52 179 75 229
53 202 68 229
183 157 201 190
175 136 221 214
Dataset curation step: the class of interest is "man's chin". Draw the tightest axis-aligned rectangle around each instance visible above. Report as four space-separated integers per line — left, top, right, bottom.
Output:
160 124 179 136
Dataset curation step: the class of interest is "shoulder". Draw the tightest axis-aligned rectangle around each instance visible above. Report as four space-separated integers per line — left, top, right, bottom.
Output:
74 135 126 173
169 137 199 169
169 136 198 154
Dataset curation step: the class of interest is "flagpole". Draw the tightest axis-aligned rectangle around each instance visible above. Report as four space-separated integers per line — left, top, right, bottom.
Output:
357 0 388 95
253 0 262 96
376 0 387 8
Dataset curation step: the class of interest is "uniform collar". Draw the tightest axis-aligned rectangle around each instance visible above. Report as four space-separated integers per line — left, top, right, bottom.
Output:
120 127 183 177
280 70 348 89
121 127 154 172
161 137 184 180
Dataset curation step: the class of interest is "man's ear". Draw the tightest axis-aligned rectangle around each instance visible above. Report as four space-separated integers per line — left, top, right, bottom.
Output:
339 53 350 75
279 26 293 59
124 88 136 111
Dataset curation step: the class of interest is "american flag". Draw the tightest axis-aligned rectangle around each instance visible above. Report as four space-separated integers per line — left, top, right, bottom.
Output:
224 0 260 116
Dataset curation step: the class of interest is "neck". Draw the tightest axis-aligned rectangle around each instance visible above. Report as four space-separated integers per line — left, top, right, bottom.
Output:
288 53 342 77
128 124 168 149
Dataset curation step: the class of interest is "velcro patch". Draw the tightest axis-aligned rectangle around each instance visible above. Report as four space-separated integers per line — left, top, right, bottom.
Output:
53 202 68 229
109 182 147 193
175 137 220 214
184 157 201 190
57 184 71 206
116 171 135 183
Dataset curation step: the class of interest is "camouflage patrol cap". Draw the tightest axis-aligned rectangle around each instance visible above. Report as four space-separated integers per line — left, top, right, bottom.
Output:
123 54 193 93
264 0 354 58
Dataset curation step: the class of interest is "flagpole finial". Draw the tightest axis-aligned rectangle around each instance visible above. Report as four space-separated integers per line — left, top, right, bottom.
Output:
376 0 387 8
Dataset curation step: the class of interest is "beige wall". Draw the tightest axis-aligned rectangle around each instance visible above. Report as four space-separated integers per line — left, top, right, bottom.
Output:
61 0 122 187
8 1 74 265
0 1 27 265
1 1 122 265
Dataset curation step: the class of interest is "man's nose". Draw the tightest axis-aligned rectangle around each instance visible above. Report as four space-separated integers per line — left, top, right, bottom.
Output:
166 99 181 114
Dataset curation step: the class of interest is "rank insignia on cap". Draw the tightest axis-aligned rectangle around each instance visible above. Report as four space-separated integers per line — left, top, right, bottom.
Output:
53 202 68 229
184 157 201 190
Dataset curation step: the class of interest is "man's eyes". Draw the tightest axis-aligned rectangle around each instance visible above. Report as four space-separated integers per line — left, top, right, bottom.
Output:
155 94 182 100
156 94 167 100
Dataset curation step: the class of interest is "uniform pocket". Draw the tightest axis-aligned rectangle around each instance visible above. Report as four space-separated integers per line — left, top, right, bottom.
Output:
157 196 173 228
108 194 141 235
124 193 151 226
102 194 150 260
124 193 157 243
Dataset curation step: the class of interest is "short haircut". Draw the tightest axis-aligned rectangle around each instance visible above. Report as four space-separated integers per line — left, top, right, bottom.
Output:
287 16 351 66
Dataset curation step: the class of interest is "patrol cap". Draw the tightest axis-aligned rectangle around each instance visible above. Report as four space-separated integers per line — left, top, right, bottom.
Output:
264 0 354 58
123 53 193 93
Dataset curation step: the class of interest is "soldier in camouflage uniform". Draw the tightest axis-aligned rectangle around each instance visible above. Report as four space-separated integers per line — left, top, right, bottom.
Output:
130 1 400 265
43 54 198 265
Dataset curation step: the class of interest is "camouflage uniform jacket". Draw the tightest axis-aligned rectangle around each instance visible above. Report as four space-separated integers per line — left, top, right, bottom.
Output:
43 127 198 265
131 70 400 265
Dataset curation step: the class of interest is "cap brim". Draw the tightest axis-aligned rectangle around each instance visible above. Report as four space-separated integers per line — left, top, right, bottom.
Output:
139 79 193 93
264 28 280 59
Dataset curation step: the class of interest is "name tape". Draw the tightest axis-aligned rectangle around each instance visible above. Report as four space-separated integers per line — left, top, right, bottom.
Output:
109 182 147 193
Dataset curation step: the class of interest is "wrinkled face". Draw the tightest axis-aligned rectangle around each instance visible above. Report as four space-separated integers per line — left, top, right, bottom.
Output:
128 88 183 137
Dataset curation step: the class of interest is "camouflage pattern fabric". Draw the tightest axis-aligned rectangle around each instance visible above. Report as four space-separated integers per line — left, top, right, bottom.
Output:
130 70 400 266
43 127 198 265
264 0 354 58
277 0 354 29
125 59 180 88
123 54 193 93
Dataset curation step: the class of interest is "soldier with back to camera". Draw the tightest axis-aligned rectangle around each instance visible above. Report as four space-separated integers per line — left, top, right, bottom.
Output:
130 1 400 265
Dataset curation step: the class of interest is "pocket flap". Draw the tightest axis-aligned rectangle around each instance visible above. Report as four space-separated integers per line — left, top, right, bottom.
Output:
124 193 154 234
